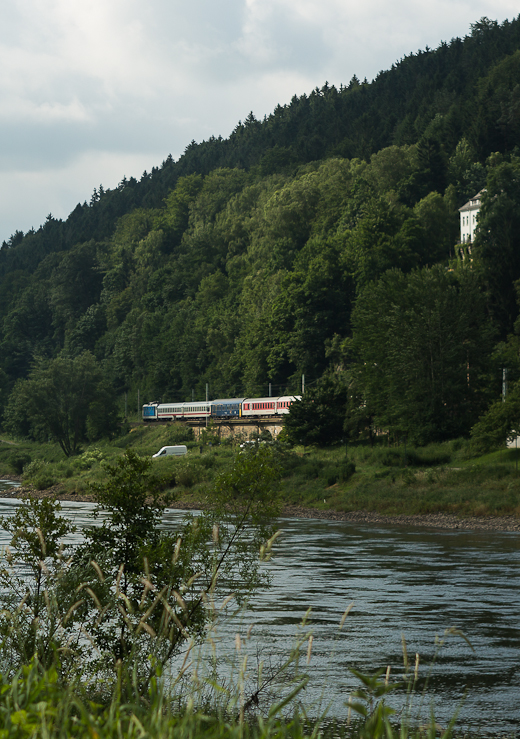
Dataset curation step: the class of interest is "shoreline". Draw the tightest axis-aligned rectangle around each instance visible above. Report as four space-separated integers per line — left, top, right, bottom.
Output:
1 477 520 532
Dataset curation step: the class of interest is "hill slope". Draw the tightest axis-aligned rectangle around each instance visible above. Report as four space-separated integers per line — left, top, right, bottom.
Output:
2 15 520 447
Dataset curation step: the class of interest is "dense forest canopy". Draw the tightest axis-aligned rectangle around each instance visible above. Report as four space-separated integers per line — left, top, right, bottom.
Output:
3 15 520 448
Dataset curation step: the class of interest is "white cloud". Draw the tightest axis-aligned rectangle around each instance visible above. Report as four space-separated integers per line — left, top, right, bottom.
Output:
0 0 519 241
0 97 91 124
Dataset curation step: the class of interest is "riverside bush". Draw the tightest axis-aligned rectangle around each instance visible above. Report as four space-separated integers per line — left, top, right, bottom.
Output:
340 460 356 482
75 447 105 470
33 473 57 490
0 448 282 699
22 459 45 478
299 460 324 480
8 452 31 475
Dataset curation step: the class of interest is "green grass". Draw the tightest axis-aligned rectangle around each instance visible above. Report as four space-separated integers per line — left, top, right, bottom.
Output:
279 439 520 517
2 429 520 518
0 424 235 499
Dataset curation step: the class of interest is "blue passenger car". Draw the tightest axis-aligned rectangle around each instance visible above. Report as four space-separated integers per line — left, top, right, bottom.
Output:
210 398 246 418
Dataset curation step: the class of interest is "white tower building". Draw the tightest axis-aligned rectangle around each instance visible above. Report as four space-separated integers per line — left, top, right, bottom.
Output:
458 191 483 244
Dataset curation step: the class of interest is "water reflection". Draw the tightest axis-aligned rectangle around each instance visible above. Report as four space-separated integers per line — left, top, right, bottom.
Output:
0 498 518 732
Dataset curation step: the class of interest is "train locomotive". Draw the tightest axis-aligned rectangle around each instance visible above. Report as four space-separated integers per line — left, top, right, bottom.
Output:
142 395 301 422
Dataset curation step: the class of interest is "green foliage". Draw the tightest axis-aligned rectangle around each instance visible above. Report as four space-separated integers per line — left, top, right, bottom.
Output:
54 446 282 693
340 460 356 481
349 266 495 443
0 655 314 739
285 376 347 446
347 667 399 738
84 449 162 581
0 444 283 704
474 158 520 334
3 353 119 456
166 423 195 444
0 498 76 671
471 380 520 451
8 452 31 475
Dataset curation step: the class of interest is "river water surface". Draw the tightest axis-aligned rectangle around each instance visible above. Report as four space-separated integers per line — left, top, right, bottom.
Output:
0 487 518 733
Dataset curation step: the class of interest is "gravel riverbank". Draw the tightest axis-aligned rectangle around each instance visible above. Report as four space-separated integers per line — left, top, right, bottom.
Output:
1 477 519 532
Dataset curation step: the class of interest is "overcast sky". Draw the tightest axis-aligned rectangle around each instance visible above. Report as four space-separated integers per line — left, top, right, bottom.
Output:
1 0 519 243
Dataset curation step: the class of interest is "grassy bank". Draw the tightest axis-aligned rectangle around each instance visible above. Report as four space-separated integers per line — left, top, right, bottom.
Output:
0 654 467 739
1 426 520 518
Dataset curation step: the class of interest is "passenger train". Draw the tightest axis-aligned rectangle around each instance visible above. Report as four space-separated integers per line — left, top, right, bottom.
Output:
142 396 301 422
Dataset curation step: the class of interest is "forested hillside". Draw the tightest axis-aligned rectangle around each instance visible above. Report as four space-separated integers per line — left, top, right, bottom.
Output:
2 15 520 448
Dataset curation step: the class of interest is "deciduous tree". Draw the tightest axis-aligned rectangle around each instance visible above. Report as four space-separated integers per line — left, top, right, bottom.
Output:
3 351 118 455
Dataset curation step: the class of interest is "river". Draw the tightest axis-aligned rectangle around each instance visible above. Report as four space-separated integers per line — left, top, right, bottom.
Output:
0 486 518 733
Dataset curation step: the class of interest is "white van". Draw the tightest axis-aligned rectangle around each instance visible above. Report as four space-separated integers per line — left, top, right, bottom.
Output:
152 445 188 458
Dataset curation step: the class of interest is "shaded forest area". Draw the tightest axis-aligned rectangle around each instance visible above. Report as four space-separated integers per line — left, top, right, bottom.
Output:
2 16 520 449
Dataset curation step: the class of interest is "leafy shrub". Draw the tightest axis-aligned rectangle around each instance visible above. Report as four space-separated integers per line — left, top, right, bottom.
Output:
177 465 197 488
326 470 338 486
34 474 57 491
156 471 177 490
412 448 451 466
370 447 451 467
401 468 416 485
451 438 463 452
378 450 404 467
23 459 45 479
167 423 194 443
8 452 31 475
425 468 437 484
76 448 105 470
200 454 216 469
340 460 356 481
299 460 324 480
